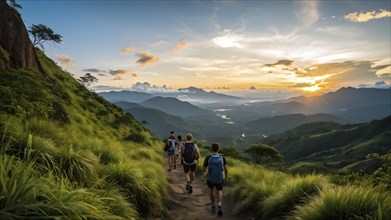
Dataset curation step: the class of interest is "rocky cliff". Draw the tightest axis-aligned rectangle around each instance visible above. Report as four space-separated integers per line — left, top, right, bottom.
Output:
0 0 41 71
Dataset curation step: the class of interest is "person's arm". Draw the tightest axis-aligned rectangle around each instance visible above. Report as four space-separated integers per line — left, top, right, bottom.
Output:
223 165 228 183
223 157 228 183
195 144 200 160
202 155 209 172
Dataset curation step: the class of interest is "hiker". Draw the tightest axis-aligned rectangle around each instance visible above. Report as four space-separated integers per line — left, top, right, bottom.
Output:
177 135 184 164
166 131 176 171
181 133 200 194
202 142 228 216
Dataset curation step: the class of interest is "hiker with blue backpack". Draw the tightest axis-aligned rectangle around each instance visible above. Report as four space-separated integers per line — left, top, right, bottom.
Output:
203 142 228 217
181 133 200 194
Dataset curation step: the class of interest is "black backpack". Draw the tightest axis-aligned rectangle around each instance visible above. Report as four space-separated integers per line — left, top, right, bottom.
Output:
163 138 173 151
183 142 196 163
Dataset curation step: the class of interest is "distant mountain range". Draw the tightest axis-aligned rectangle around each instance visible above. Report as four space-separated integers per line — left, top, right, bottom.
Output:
140 96 213 117
98 87 244 105
226 87 390 123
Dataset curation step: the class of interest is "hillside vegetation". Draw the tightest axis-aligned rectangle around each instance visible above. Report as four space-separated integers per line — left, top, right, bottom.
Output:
0 49 167 219
261 117 391 170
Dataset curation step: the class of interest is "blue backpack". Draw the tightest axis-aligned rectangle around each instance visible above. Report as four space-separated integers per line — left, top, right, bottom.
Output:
207 154 224 183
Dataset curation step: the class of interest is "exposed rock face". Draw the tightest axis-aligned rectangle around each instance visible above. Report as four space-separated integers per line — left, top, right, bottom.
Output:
0 0 41 71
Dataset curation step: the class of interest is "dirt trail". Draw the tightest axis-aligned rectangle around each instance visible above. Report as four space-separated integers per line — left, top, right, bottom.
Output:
163 161 241 220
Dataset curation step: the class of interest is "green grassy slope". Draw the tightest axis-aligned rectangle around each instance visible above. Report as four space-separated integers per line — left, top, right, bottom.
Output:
261 116 391 171
0 49 167 219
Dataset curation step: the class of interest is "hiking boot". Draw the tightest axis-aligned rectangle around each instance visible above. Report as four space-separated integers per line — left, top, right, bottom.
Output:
174 164 177 169
188 185 193 194
209 204 216 213
217 205 223 216
186 182 190 191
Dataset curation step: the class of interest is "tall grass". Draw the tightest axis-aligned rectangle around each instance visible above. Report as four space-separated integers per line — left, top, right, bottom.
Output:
0 155 134 219
54 145 99 184
289 184 391 220
100 160 165 218
261 174 331 219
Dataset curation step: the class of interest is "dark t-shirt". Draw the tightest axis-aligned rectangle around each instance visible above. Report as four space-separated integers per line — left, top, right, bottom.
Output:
203 154 227 168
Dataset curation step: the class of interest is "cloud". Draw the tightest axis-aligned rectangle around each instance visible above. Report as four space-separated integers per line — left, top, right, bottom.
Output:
130 82 170 93
150 40 167 48
171 40 191 53
345 9 391 22
212 34 244 48
263 59 294 67
92 85 127 92
121 45 132 54
109 69 137 80
82 68 106 73
135 52 160 67
249 86 256 90
298 1 319 27
359 81 391 89
56 54 75 67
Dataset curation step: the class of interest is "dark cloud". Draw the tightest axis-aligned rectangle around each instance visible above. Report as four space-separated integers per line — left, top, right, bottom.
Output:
359 81 391 89
249 86 256 90
82 68 106 73
263 59 294 67
109 69 128 75
98 73 106 77
136 52 160 67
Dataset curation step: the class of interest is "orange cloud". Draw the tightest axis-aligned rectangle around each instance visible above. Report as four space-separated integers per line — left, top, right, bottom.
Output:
171 40 191 53
56 54 75 67
345 9 391 22
136 52 160 67
121 45 132 54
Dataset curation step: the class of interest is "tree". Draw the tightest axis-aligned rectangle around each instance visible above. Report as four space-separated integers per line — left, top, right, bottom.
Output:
244 144 283 164
77 73 98 87
7 0 22 10
219 146 247 161
28 24 63 49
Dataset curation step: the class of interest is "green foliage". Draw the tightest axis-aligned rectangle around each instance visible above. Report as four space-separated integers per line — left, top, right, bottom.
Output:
289 184 391 220
78 73 98 87
244 143 283 164
219 146 247 161
29 24 63 49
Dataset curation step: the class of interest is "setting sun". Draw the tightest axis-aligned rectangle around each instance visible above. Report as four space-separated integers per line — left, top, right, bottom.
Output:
302 85 321 92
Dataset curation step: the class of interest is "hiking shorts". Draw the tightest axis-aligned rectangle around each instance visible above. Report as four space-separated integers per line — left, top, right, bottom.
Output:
167 150 175 156
207 180 224 191
183 164 196 173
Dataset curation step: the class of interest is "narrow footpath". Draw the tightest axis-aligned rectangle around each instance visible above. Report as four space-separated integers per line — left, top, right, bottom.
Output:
163 161 241 220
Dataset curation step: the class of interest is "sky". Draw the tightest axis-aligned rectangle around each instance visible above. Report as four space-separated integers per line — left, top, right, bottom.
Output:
18 0 391 96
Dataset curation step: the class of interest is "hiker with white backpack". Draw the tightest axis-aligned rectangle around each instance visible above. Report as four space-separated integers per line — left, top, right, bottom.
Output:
202 142 228 216
181 133 200 194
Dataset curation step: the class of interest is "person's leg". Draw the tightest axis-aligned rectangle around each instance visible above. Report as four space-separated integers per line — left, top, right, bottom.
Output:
210 188 215 204
216 183 223 216
184 165 191 191
173 154 177 168
167 154 172 171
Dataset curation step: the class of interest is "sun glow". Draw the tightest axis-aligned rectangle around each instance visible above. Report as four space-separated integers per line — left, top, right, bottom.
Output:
302 84 321 92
